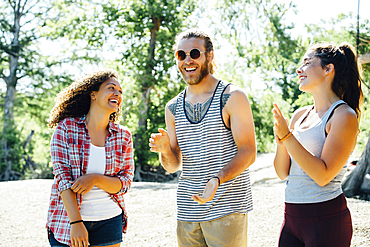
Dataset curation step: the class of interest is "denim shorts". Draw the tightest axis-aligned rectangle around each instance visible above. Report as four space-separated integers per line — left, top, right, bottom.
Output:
48 213 123 246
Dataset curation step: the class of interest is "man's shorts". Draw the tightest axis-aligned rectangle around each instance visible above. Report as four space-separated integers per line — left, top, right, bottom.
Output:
177 213 248 247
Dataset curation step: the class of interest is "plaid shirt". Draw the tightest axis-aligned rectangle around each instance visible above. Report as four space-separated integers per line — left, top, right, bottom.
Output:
46 117 134 246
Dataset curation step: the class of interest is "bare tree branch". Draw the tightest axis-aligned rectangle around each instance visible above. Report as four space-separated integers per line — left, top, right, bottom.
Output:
16 0 22 15
20 0 30 14
21 14 42 28
1 72 7 82
2 47 18 57
8 0 16 10
22 1 41 17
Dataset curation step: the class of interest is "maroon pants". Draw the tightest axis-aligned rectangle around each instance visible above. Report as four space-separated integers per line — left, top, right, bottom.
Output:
279 194 352 247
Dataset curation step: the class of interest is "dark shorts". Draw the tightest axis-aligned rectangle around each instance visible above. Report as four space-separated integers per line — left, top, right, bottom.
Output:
48 214 123 246
279 194 352 247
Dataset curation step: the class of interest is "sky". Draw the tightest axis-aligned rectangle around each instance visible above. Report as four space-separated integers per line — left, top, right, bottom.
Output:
283 0 369 38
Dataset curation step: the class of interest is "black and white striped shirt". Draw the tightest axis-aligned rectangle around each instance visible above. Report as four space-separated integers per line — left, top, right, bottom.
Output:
175 80 253 222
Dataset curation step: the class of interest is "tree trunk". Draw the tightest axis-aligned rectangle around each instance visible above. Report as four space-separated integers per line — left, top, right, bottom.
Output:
1 1 21 179
133 15 162 181
133 86 153 182
342 134 370 200
3 1 21 122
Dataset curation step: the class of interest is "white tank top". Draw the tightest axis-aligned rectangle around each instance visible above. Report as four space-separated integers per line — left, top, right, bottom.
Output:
80 143 121 221
285 100 347 203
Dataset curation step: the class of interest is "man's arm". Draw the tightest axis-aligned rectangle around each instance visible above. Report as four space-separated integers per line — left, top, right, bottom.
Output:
149 100 182 173
215 87 256 183
192 86 256 204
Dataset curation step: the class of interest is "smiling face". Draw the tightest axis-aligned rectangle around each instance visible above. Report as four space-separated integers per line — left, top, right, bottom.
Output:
176 38 211 85
91 77 123 114
296 50 327 92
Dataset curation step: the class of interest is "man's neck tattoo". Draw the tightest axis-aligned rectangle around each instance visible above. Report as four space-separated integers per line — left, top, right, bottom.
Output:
167 93 231 122
185 97 213 122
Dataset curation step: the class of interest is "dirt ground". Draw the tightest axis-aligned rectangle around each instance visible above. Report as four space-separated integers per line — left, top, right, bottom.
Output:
0 153 369 247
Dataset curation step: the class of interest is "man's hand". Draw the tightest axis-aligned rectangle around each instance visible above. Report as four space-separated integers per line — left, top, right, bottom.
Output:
70 222 89 247
70 174 97 195
191 178 219 205
149 128 171 154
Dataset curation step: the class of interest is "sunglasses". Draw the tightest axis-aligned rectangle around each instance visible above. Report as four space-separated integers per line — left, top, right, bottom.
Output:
175 49 204 61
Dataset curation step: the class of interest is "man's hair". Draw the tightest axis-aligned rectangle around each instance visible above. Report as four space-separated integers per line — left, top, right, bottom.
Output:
174 29 217 74
48 69 121 129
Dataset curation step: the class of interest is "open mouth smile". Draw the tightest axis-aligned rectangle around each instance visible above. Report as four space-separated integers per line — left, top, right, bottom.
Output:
109 99 120 106
298 76 306 82
184 67 197 73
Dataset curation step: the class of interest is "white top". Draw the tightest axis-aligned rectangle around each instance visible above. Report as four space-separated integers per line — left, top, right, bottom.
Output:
285 100 347 203
80 143 121 221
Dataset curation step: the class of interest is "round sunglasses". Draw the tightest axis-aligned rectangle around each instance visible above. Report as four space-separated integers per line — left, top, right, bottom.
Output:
175 48 204 61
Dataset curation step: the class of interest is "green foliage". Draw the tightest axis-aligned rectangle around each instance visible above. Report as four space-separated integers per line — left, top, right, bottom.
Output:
248 89 290 153
213 1 370 155
31 0 197 179
0 0 74 180
1 0 370 182
0 119 24 176
100 0 195 170
208 0 306 151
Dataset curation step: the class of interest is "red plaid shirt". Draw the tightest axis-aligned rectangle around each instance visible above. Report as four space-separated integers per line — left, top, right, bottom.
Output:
46 117 134 246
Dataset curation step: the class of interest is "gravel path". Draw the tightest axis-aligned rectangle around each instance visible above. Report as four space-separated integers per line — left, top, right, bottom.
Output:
0 153 369 246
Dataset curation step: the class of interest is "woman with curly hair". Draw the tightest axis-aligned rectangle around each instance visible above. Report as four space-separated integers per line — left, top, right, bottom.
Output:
272 43 363 247
46 69 134 247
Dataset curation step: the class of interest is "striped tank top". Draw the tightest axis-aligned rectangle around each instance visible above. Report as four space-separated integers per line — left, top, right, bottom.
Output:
175 80 253 222
286 100 347 203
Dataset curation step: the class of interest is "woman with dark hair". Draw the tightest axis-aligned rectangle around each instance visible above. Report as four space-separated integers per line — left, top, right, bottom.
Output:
46 69 134 247
272 43 363 247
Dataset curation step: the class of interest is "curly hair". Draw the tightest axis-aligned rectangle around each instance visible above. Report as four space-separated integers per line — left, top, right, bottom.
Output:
48 69 121 129
309 42 363 119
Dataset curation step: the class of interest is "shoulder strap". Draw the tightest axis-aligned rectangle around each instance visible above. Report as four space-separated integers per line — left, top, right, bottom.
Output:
175 89 187 115
325 100 347 136
219 82 231 109
298 106 314 126
326 101 347 123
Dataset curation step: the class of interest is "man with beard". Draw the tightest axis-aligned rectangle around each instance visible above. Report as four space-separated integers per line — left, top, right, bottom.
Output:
149 29 256 246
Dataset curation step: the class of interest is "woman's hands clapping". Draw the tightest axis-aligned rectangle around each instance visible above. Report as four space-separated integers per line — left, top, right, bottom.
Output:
272 103 291 145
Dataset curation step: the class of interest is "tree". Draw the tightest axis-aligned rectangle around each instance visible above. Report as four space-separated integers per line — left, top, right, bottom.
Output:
210 0 306 105
0 0 77 180
202 0 307 152
0 0 52 180
44 0 196 181
104 0 195 181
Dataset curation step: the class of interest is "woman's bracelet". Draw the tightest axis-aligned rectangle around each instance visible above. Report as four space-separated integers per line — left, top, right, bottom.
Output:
70 220 83 225
279 131 293 142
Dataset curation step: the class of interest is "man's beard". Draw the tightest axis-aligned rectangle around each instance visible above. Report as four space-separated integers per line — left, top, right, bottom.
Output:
181 60 210 85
